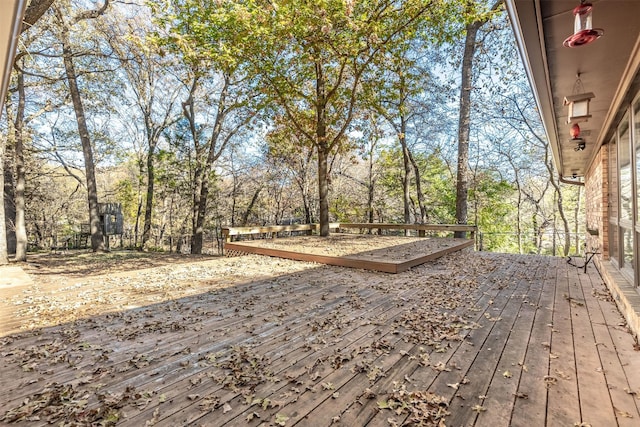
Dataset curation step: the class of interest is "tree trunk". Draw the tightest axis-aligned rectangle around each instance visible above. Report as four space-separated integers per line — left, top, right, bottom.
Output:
367 151 375 224
316 61 330 237
400 118 411 230
191 165 205 254
3 94 17 259
55 8 104 252
543 142 570 256
0 131 8 264
241 187 262 226
186 74 232 254
13 69 27 261
407 149 427 223
317 144 330 236
455 21 481 238
141 143 156 248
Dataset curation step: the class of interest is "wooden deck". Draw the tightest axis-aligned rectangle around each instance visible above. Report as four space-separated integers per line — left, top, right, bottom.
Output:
1 251 639 426
224 236 474 273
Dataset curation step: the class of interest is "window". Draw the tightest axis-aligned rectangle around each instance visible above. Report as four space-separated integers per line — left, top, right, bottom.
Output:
618 113 633 276
609 138 619 262
619 117 632 222
635 98 640 219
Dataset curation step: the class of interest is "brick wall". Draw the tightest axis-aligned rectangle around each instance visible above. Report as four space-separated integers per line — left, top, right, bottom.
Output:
585 144 609 258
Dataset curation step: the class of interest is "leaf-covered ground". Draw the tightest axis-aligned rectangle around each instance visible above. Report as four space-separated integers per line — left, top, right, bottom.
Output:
1 244 639 426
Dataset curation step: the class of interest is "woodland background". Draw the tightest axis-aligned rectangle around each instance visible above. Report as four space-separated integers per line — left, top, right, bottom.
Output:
0 0 584 261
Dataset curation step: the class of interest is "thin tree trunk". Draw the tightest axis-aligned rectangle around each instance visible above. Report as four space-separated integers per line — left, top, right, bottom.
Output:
13 68 27 261
544 144 570 256
242 187 262 226
4 98 17 257
455 21 481 238
367 151 375 224
187 74 235 254
0 132 8 264
55 8 104 251
455 0 503 238
407 149 427 223
400 118 411 230
141 142 156 248
191 164 205 254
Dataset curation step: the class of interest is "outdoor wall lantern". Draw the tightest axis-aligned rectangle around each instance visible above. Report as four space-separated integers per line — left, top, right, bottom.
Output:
563 1 604 48
564 91 594 124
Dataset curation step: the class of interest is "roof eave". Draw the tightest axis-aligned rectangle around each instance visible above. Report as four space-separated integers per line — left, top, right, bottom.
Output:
505 0 563 176
0 0 28 115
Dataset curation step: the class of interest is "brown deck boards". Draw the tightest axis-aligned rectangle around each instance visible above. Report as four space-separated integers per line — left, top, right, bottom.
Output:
1 250 639 427
224 236 474 273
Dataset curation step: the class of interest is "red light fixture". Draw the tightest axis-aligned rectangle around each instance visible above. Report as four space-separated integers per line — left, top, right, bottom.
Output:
563 1 604 48
570 123 581 139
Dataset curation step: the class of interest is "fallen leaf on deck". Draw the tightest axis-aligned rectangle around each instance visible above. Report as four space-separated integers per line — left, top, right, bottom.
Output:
378 400 391 409
515 392 528 399
544 376 557 387
503 370 512 378
614 406 633 418
472 404 486 413
433 362 451 372
275 413 289 426
223 402 232 413
447 383 459 390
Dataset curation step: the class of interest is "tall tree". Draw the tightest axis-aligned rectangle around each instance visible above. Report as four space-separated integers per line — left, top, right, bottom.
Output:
370 40 451 226
101 11 182 249
266 117 317 224
53 0 112 251
179 70 257 254
455 0 503 237
159 0 465 236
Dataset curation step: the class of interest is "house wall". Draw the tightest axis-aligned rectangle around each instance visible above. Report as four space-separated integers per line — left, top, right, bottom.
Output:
587 144 640 339
585 144 608 258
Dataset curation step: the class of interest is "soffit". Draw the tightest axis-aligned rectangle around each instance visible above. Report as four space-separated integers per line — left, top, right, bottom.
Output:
507 0 640 178
0 0 27 115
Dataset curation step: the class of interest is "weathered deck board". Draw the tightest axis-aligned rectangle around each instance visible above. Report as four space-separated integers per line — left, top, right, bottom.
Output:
508 263 556 427
546 259 582 425
578 268 640 425
0 250 639 427
567 262 617 426
224 236 474 273
474 260 547 426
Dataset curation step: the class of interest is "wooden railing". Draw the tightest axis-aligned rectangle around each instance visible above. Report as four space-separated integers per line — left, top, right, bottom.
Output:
336 223 477 240
222 223 477 242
